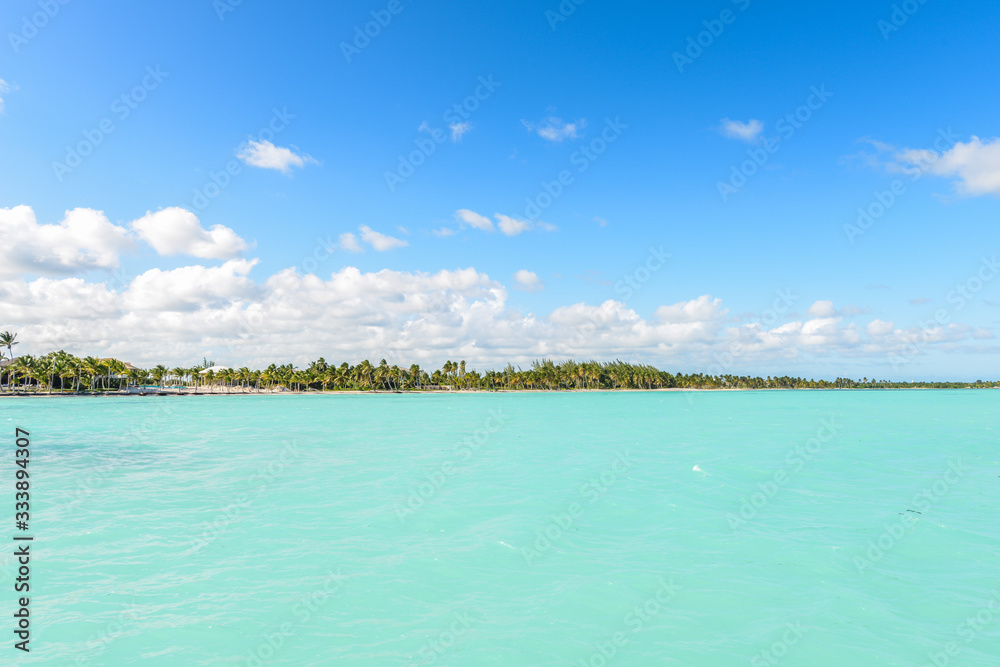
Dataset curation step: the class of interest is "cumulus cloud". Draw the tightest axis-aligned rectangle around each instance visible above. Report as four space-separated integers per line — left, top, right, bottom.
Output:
455 209 494 232
0 206 132 277
864 133 1000 196
804 300 869 318
513 270 543 292
131 208 248 259
123 259 259 312
522 116 586 142
655 295 726 324
867 319 895 336
806 300 837 318
893 136 1000 196
0 263 990 372
339 232 363 253
236 139 318 173
359 225 408 251
719 118 764 143
495 214 531 236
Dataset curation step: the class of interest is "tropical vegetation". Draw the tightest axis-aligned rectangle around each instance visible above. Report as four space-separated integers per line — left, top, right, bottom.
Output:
0 332 996 395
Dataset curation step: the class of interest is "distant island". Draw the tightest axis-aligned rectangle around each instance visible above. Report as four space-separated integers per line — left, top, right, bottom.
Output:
0 333 995 395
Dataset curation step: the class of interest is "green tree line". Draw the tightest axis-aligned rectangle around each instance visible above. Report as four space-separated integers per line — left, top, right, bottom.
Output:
1 334 995 394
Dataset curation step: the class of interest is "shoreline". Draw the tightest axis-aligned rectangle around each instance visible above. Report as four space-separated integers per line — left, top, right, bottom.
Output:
0 386 987 398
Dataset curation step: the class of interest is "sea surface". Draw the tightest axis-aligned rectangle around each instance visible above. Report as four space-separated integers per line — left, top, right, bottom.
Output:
2 390 999 666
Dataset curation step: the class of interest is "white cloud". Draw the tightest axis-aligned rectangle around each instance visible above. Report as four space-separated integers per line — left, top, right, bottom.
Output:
339 232 362 253
867 319 895 336
0 206 990 373
0 206 132 277
236 139 318 173
1 262 990 373
522 116 586 142
432 227 456 238
131 208 248 259
455 209 494 232
359 225 408 251
804 300 870 319
124 260 259 312
806 300 837 318
449 122 472 142
719 118 764 143
495 214 531 237
894 136 1000 196
449 210 555 237
0 78 13 113
513 270 543 292
654 295 726 323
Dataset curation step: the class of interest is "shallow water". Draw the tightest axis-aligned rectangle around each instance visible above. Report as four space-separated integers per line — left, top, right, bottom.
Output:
3 390 999 665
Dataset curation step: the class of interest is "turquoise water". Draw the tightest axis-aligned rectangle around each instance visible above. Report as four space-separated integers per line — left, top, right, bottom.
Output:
2 390 999 666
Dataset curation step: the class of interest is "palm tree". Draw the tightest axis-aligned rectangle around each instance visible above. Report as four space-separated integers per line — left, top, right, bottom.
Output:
79 357 100 392
104 360 125 392
151 365 168 388
15 356 41 393
171 367 188 392
0 331 18 362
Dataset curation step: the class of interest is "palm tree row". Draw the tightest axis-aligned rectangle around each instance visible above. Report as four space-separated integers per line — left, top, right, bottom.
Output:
1 346 996 395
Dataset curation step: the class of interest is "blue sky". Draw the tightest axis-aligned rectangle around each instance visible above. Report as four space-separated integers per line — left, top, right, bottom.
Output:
1 0 998 378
